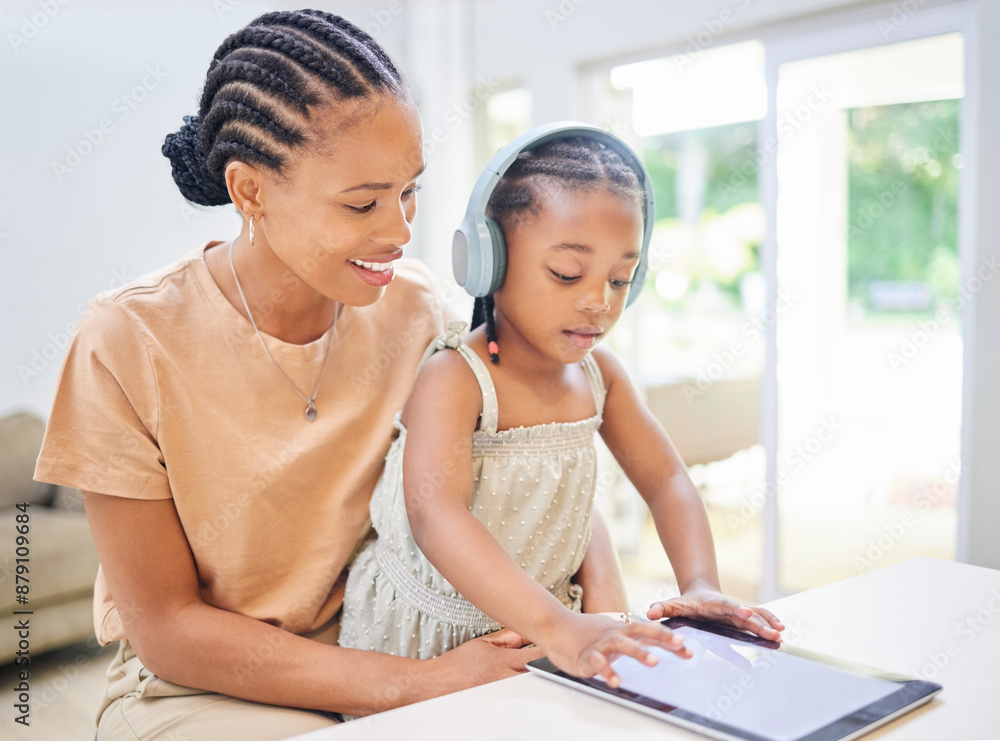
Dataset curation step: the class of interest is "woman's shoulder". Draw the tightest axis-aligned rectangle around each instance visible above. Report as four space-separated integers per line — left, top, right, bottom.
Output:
382 258 437 304
379 258 464 323
75 246 209 344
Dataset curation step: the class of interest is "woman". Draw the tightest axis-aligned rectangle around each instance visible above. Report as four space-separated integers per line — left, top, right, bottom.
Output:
34 10 634 739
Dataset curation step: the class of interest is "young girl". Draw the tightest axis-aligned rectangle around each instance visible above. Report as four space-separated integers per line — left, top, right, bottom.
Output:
340 132 783 686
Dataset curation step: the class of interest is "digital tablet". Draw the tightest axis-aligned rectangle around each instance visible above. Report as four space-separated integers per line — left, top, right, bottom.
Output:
526 617 942 741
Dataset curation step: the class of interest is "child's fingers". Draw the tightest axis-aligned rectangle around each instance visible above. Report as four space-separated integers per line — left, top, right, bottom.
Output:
754 605 785 632
712 601 784 641
646 596 784 642
622 621 690 658
596 624 689 668
598 664 622 688
582 649 621 688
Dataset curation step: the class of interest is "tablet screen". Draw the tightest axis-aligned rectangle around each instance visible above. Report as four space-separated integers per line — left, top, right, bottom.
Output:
605 625 899 740
527 618 941 741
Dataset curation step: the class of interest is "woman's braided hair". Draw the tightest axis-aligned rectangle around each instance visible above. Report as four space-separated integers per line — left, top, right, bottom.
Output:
471 136 647 363
162 9 405 206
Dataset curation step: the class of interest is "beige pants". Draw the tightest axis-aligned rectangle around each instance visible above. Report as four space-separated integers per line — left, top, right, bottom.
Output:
96 635 341 741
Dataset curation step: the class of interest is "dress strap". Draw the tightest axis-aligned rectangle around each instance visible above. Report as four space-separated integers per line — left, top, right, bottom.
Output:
579 353 607 417
418 320 500 434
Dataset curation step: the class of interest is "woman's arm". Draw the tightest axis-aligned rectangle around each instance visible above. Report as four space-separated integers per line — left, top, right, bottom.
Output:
402 351 688 686
84 491 540 717
593 347 784 640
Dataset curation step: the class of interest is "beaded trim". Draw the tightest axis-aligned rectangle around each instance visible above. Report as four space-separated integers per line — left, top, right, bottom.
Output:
374 538 581 631
375 538 502 632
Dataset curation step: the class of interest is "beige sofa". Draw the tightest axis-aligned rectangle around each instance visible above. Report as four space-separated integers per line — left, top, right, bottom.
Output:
0 411 99 664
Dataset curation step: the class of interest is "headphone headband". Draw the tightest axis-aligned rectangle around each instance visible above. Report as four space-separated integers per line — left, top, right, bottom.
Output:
452 121 655 306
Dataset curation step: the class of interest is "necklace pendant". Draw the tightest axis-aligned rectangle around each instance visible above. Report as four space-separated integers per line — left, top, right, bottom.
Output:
305 400 318 422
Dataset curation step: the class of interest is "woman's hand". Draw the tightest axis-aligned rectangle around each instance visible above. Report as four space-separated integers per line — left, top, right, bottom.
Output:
542 612 691 688
432 628 544 688
382 628 543 714
646 587 784 642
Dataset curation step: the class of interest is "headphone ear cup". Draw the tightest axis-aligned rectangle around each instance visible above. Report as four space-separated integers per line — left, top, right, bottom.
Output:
627 251 648 307
485 217 508 294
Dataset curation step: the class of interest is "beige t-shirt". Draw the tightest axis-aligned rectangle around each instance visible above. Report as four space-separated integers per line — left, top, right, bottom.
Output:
34 242 452 646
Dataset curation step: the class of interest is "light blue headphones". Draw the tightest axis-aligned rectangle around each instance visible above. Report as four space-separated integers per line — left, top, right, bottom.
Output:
452 121 655 307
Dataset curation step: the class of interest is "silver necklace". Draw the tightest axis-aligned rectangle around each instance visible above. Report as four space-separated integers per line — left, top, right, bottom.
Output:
229 241 339 422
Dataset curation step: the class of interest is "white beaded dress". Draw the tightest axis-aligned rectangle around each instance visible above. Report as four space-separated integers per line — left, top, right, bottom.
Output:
339 321 606 659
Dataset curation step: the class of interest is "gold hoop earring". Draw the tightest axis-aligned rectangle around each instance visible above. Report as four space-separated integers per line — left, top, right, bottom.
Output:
249 215 256 246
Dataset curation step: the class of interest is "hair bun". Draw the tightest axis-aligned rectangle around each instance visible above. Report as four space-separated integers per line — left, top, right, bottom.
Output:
161 115 232 207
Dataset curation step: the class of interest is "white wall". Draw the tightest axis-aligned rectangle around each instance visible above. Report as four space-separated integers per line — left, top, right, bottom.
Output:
0 0 411 417
0 0 905 418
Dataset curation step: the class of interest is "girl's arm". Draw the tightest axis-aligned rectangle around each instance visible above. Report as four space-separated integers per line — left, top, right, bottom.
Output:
83 491 542 718
592 347 784 641
403 351 689 686
574 510 630 613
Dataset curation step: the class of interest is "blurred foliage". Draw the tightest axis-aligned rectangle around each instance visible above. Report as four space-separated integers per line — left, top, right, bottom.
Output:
847 99 960 307
643 122 759 221
640 122 765 310
642 147 679 221
638 101 961 312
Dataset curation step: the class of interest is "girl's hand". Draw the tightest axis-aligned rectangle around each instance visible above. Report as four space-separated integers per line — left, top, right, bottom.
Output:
543 612 692 688
646 587 784 642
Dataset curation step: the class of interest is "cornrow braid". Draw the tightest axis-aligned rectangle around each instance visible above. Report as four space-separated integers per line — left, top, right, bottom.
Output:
471 296 500 364
208 26 367 97
300 10 401 82
162 9 406 207
199 50 317 115
486 136 646 235
251 10 400 93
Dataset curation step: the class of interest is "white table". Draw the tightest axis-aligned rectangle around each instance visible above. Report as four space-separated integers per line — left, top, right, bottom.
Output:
290 558 1000 740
